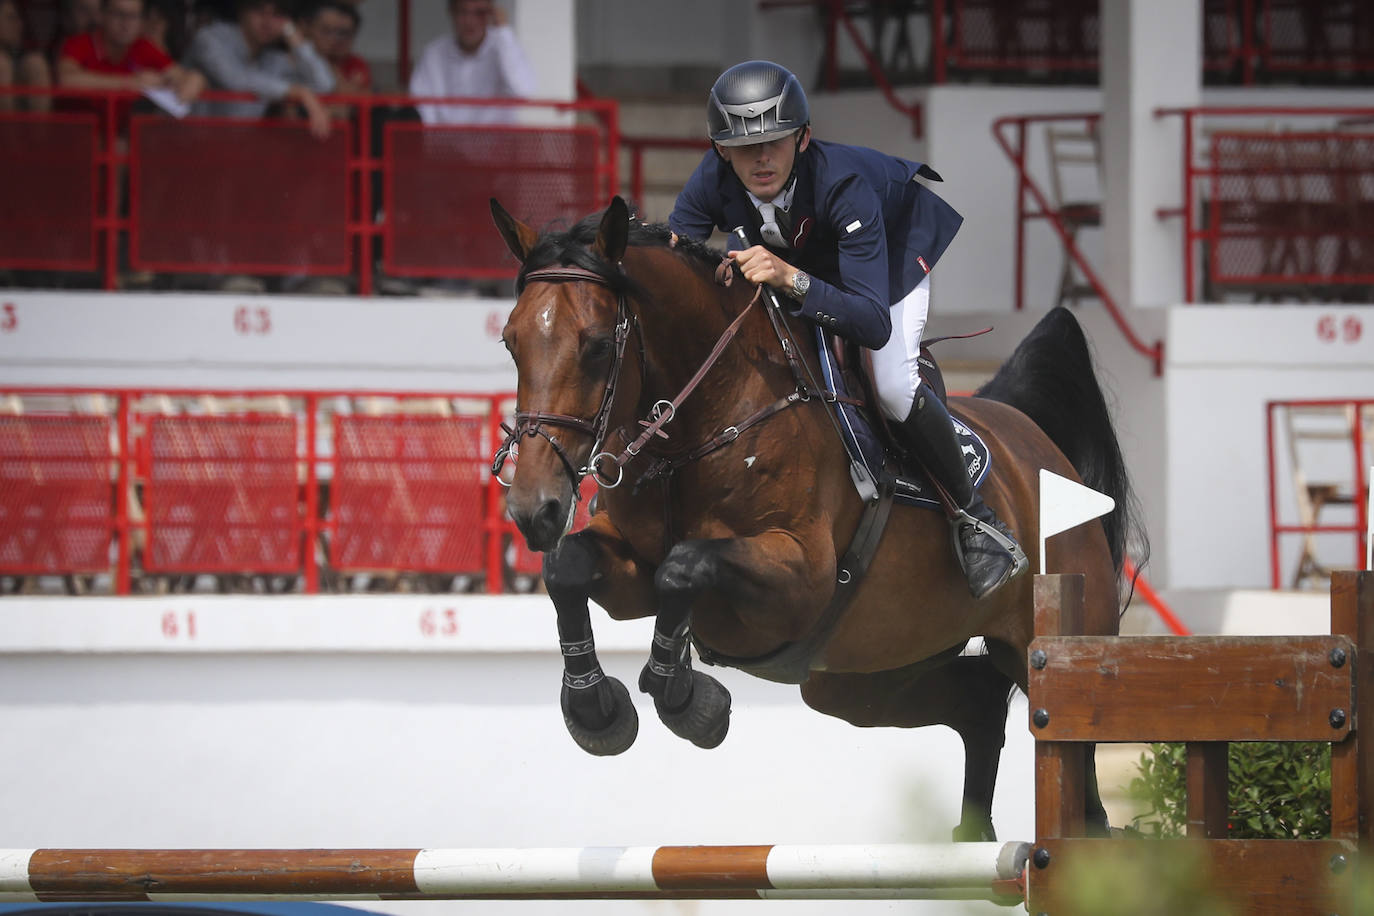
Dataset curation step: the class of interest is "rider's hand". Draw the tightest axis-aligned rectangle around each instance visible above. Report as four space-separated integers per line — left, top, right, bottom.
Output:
731 245 797 292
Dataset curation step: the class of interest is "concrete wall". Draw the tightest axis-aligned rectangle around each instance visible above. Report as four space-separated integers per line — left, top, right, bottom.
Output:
0 594 1035 916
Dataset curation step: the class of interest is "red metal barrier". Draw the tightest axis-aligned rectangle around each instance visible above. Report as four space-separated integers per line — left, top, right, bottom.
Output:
0 89 620 294
0 415 113 574
143 415 301 574
331 414 488 577
0 113 99 270
384 123 602 279
131 117 354 276
0 388 565 595
1207 130 1374 293
1156 106 1374 302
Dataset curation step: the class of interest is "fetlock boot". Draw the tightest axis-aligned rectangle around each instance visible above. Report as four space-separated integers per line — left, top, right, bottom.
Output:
896 383 1028 599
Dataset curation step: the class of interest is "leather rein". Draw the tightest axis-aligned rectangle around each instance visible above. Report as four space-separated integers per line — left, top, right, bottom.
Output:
491 261 812 494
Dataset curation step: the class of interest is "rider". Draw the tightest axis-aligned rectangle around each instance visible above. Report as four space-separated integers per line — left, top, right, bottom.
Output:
668 59 1026 600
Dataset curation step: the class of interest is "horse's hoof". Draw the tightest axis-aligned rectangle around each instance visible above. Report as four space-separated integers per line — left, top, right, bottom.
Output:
655 670 731 749
561 676 638 756
952 819 997 843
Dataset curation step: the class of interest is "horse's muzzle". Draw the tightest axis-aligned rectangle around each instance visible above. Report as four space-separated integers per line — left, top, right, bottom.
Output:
508 489 574 553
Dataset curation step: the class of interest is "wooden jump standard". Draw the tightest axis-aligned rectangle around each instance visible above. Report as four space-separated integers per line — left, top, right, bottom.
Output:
1028 570 1373 915
0 843 1030 902
1 572 1368 912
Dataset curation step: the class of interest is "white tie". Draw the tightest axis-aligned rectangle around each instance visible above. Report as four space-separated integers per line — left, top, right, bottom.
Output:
758 202 787 248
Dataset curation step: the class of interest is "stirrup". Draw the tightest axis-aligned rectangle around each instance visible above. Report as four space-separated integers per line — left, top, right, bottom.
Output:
950 509 1029 595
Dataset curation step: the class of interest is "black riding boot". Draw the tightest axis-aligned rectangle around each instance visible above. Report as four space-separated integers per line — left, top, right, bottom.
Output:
896 383 1027 599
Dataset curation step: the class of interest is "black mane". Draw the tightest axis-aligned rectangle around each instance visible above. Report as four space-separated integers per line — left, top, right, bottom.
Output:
516 213 728 298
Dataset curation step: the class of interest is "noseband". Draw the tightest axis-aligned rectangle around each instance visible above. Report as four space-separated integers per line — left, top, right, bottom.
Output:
491 264 635 490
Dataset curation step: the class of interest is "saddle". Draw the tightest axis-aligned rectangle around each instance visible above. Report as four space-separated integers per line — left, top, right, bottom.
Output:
812 327 991 511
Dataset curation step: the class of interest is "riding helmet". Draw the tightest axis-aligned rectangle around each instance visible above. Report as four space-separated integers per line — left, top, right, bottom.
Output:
707 60 810 147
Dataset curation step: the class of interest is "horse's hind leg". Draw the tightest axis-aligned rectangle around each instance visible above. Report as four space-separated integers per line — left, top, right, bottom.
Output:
801 653 1015 842
542 525 657 757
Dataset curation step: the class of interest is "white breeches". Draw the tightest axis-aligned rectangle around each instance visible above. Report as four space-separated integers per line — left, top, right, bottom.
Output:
870 275 931 421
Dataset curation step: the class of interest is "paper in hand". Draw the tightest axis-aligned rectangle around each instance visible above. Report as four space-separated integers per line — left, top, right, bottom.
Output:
142 86 190 119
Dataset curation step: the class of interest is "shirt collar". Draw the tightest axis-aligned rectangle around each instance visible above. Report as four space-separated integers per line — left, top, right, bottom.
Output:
746 173 796 214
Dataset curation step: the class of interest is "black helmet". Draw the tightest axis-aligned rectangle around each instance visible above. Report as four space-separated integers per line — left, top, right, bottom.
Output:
707 60 809 147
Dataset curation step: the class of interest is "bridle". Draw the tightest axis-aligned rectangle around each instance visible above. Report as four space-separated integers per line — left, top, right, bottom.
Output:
490 264 636 491
492 256 807 496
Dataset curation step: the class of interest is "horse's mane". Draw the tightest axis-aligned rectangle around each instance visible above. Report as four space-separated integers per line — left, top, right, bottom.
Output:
516 214 728 299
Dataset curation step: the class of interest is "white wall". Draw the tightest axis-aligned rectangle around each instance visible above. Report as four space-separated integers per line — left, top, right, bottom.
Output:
1163 306 1374 589
0 292 517 392
0 595 1036 916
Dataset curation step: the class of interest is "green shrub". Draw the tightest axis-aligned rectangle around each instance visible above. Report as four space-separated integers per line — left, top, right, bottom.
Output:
1128 741 1331 839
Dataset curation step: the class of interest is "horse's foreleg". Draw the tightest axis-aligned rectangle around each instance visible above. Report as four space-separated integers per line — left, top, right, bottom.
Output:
639 532 828 749
636 546 732 749
542 526 656 757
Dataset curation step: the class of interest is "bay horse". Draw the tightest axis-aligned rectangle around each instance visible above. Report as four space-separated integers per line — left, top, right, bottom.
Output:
490 196 1143 842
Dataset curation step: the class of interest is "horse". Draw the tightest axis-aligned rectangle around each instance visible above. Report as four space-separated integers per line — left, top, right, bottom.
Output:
489 195 1144 842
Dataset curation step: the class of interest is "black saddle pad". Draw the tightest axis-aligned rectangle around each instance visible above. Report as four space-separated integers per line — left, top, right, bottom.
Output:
812 327 991 511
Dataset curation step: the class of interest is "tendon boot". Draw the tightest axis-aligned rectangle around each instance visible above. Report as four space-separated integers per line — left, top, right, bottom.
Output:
896 383 1028 599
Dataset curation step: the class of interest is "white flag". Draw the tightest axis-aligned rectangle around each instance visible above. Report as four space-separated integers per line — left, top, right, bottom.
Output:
1039 469 1116 575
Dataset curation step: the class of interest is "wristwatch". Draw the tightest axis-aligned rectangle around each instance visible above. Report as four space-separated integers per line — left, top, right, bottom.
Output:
790 270 811 301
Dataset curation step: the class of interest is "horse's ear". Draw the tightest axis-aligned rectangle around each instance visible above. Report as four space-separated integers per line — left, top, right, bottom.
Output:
490 198 539 264
593 196 630 265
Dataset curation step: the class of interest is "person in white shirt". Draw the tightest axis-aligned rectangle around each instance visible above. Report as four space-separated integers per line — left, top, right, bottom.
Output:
408 0 535 126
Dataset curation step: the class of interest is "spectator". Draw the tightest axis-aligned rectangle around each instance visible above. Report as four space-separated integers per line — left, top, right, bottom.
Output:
183 0 334 138
300 0 366 96
142 0 188 59
57 0 205 128
409 0 534 126
49 0 102 60
0 0 53 111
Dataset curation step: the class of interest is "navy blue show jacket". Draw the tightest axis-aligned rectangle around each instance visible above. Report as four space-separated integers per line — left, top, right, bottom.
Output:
668 138 964 350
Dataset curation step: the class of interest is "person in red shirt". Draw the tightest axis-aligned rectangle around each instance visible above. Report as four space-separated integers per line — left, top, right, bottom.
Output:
57 0 203 129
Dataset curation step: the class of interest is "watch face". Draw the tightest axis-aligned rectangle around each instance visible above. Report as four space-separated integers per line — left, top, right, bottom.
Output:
794 272 810 295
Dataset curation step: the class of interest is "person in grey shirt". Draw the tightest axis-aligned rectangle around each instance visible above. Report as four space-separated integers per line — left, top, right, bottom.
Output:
184 0 335 138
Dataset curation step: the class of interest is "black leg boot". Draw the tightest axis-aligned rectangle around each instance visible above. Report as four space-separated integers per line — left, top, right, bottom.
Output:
896 383 1028 599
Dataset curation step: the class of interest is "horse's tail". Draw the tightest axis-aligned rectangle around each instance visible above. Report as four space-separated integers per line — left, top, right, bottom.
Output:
975 307 1148 584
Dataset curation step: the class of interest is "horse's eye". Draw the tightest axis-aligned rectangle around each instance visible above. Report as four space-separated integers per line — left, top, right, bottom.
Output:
583 337 614 363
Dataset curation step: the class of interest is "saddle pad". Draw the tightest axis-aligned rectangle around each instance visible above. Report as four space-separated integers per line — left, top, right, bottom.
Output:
813 326 990 511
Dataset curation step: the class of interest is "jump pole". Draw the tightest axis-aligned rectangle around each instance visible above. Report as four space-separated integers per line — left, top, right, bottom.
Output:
0 843 1030 902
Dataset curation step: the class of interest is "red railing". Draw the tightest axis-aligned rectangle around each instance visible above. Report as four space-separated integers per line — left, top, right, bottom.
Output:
763 0 1371 87
0 387 596 595
760 0 924 138
1156 106 1374 303
991 112 1165 376
933 0 1100 79
1266 397 1371 590
0 88 620 294
622 136 710 218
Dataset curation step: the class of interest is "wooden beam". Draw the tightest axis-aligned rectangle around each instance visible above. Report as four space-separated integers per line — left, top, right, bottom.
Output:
1027 635 1354 742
